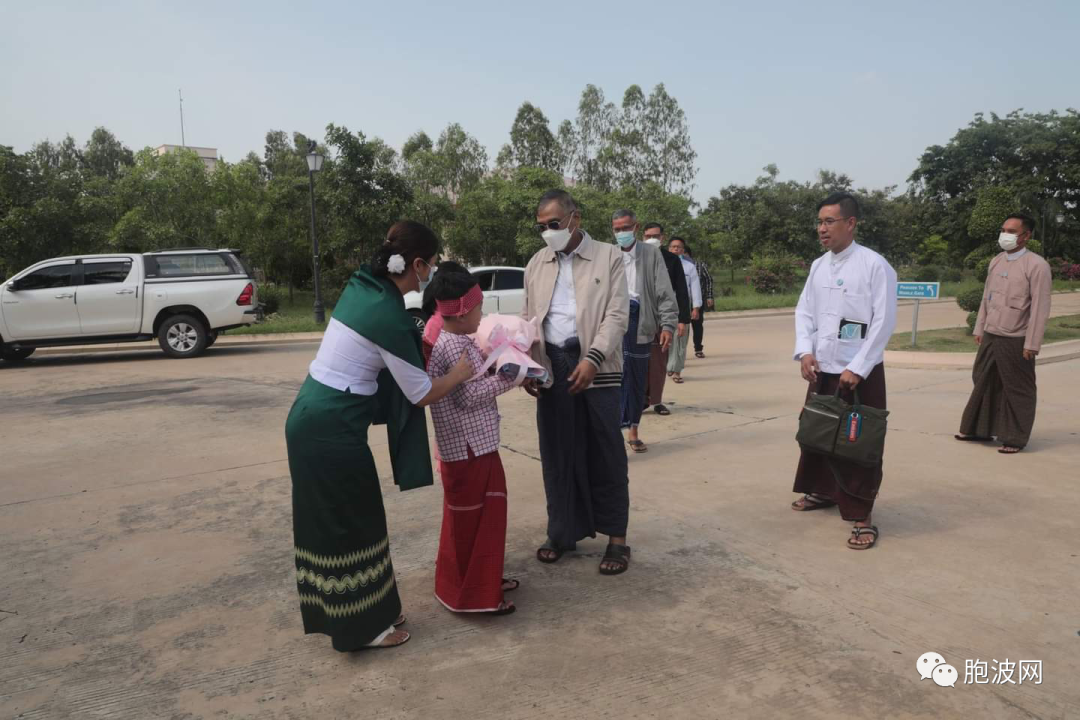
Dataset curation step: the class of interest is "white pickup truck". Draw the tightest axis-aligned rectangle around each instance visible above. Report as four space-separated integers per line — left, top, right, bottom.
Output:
0 249 262 363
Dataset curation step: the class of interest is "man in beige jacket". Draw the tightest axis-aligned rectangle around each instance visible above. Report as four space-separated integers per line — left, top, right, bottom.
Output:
957 212 1052 454
523 189 632 575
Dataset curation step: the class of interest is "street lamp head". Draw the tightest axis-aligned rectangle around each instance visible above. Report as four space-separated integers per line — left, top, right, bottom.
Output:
306 148 324 173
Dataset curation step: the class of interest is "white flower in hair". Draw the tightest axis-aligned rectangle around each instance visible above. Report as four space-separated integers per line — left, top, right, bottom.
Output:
387 254 406 274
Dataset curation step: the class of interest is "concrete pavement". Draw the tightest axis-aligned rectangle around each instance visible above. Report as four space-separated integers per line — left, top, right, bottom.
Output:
1 307 1078 719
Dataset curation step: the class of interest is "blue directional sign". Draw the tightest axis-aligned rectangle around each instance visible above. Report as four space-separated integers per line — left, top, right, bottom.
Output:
897 282 940 299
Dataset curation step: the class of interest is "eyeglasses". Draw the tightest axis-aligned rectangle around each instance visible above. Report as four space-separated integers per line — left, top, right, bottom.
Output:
814 217 851 229
534 213 572 234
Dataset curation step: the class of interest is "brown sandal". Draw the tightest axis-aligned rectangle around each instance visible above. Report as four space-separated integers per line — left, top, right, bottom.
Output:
847 525 879 550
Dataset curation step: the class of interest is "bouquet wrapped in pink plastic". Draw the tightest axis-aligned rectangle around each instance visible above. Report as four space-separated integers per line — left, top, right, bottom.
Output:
469 314 549 386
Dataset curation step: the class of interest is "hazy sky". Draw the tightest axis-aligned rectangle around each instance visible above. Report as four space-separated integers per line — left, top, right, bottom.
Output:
3 0 1078 204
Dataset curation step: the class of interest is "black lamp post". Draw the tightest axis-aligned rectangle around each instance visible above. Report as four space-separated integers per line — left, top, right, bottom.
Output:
306 141 326 324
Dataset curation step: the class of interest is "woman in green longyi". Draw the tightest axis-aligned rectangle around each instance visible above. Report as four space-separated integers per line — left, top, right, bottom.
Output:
286 221 472 651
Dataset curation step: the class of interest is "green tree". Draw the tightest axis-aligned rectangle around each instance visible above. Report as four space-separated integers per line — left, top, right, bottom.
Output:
505 102 561 172
321 123 412 263
909 109 1080 258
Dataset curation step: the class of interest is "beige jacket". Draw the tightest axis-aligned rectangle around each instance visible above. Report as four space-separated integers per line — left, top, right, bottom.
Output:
522 231 629 389
974 250 1052 351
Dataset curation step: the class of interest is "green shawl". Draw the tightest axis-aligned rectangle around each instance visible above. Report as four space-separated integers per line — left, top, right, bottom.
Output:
331 264 433 491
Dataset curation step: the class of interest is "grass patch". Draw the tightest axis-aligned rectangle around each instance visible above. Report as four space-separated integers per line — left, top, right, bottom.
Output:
887 314 1080 352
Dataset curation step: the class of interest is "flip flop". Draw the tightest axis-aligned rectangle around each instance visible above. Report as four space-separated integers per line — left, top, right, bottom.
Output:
998 446 1022 454
695 351 705 358
393 614 406 627
501 578 520 592
672 375 684 384
628 439 648 453
654 404 671 416
954 434 993 442
361 628 411 650
791 493 836 511
847 525 879 550
489 601 516 616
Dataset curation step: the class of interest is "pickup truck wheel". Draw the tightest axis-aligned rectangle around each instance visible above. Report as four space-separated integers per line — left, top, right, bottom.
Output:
158 315 208 358
408 309 427 332
1 346 35 363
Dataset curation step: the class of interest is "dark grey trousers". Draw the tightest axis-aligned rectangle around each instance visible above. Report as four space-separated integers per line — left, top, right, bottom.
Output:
537 342 630 549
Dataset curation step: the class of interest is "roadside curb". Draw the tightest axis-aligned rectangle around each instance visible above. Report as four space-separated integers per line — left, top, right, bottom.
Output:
33 333 323 357
886 339 1080 370
703 289 1079 322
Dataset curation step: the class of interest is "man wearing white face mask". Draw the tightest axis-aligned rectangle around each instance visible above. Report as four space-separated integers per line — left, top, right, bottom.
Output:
642 222 690 415
957 212 1052 454
611 209 678 453
521 190 633 575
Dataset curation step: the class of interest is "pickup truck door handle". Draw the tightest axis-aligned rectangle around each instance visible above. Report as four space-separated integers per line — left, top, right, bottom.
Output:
54 293 75 299
116 289 136 295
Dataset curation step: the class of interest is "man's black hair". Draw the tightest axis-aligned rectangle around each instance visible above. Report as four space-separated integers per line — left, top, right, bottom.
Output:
643 222 664 233
816 192 861 219
536 189 577 216
1005 212 1036 234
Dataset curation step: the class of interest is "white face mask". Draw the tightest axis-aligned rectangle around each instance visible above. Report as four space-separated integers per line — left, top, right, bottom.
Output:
417 261 436 293
998 232 1020 252
542 215 576 253
643 237 661 247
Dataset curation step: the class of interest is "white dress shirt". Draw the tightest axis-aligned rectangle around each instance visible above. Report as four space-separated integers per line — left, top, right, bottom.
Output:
680 256 702 308
793 242 898 378
544 234 592 346
309 318 432 403
622 244 640 300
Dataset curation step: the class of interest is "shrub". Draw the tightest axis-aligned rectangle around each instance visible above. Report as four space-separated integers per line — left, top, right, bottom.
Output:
956 288 983 313
1049 257 1080 281
964 244 996 269
975 257 992 283
940 266 964 283
748 254 799 294
257 284 283 315
914 265 939 282
966 311 978 336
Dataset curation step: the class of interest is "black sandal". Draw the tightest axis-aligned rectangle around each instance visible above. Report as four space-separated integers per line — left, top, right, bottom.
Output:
998 446 1022 454
599 543 631 575
791 493 836 511
490 601 516 616
654 404 671 416
954 434 993 442
536 541 564 564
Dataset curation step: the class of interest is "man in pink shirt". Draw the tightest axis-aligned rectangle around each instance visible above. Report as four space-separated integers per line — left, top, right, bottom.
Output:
956 212 1052 454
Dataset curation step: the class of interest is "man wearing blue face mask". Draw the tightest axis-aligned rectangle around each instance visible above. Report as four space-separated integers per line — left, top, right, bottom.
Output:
957 212 1052 454
611 209 678 453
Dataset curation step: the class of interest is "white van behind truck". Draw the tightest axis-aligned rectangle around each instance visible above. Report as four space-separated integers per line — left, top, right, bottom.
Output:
0 248 262 362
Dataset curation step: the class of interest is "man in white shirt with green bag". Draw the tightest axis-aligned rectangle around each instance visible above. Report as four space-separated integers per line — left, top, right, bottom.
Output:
790 192 897 551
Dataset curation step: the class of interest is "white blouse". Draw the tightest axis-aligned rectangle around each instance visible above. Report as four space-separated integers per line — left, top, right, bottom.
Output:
309 318 432 403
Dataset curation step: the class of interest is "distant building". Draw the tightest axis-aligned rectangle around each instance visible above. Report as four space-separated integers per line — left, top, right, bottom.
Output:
155 144 219 171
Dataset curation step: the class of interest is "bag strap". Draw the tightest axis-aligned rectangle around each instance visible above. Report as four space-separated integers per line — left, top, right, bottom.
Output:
831 383 861 409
